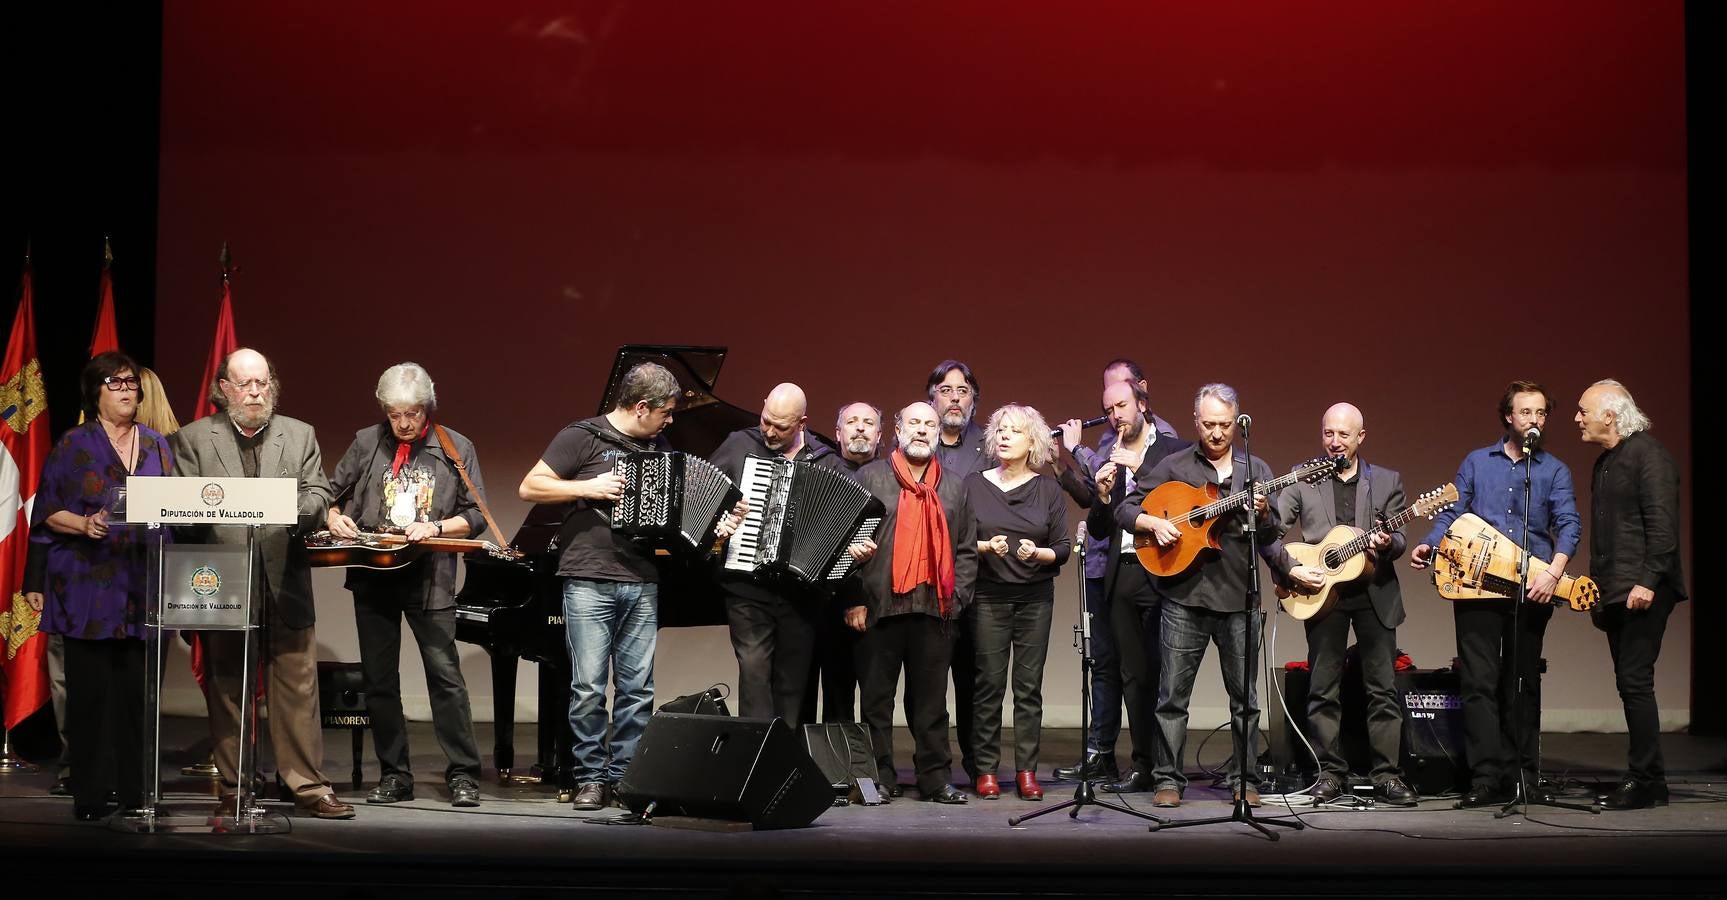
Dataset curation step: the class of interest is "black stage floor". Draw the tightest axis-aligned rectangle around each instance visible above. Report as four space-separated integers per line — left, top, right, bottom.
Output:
2 718 1723 899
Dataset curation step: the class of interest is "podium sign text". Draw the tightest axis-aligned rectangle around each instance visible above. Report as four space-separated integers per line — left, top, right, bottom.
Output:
126 476 298 526
160 545 253 630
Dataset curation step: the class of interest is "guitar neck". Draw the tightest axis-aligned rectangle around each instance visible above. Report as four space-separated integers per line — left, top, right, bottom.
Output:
1335 505 1416 562
1201 468 1307 520
361 533 498 554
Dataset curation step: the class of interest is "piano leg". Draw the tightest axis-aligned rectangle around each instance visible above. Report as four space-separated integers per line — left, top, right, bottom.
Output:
538 661 574 793
488 647 523 784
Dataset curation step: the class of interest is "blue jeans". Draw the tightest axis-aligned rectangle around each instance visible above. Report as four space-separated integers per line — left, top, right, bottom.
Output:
562 578 658 784
1152 601 1260 794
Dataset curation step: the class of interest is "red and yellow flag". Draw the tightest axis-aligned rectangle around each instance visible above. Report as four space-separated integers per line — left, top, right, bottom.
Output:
0 265 51 729
191 274 238 423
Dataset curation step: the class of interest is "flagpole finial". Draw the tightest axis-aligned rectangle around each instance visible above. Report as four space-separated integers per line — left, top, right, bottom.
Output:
103 235 114 266
219 241 232 275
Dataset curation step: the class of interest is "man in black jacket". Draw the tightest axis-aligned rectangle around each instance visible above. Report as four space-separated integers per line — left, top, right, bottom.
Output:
710 383 845 726
1575 379 1686 810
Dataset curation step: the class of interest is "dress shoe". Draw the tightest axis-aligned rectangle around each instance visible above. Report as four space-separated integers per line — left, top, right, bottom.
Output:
926 784 969 804
367 773 415 804
1516 781 1558 804
1232 788 1262 808
1374 776 1418 807
1101 770 1149 794
1309 773 1345 803
297 793 357 820
571 781 610 811
73 805 108 822
49 776 71 797
1456 784 1513 809
1054 755 1120 783
448 776 481 808
883 782 903 798
1015 770 1044 801
1152 788 1181 808
1601 779 1668 810
974 774 1001 799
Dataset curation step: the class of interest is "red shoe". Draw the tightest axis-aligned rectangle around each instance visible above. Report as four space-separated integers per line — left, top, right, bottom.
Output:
974 774 1001 799
1016 770 1044 801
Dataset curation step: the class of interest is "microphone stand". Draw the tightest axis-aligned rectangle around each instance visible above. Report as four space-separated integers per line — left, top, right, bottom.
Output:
1496 430 1596 818
1154 415 1302 841
1010 518 1165 827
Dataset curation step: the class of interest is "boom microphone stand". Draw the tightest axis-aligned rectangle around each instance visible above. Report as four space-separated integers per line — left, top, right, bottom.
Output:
1154 413 1302 841
1010 522 1165 828
1496 427 1596 818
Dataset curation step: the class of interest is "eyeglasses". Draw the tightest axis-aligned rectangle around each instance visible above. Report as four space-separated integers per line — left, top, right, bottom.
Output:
387 409 426 424
222 378 270 392
935 385 971 399
101 375 141 391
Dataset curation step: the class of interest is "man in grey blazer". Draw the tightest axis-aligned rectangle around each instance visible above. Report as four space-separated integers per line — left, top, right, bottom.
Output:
1271 403 1418 807
172 348 354 819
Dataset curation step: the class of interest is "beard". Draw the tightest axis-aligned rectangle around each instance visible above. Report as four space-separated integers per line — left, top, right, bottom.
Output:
228 398 275 432
1120 415 1146 444
902 440 932 463
846 437 875 456
941 407 971 431
1514 424 1545 452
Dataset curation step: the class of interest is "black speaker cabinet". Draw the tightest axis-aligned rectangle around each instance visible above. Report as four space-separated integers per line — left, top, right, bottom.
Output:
1268 667 1467 796
618 713 831 828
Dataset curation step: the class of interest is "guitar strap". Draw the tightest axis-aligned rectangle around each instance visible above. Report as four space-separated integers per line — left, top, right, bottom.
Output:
434 424 509 545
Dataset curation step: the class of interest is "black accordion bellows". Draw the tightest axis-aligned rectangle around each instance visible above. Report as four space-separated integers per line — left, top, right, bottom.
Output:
611 451 742 553
724 456 884 585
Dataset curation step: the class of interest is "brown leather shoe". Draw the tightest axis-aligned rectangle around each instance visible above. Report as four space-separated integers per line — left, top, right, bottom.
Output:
1232 788 1263 808
297 793 356 820
1015 770 1044 801
974 774 1001 799
1152 788 1181 808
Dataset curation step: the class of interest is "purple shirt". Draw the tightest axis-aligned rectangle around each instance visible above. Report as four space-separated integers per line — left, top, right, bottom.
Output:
30 420 174 640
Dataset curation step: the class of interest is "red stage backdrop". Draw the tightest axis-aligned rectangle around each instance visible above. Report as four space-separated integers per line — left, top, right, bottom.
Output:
155 1 1689 729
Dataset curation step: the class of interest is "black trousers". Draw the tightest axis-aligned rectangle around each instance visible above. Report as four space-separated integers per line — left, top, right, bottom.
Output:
970 597 1054 773
725 588 818 727
1113 555 1161 777
1601 590 1678 787
800 600 859 724
857 613 956 794
353 588 483 782
62 637 145 810
953 605 978 778
1304 590 1402 779
1453 598 1554 789
1082 576 1123 763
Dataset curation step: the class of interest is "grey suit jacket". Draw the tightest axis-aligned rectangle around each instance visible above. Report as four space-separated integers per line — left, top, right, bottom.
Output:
1271 460 1408 629
170 413 333 629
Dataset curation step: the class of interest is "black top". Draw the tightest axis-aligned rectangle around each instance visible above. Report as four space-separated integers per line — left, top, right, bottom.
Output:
539 416 666 583
934 420 990 480
236 424 266 478
1333 475 1358 528
963 471 1071 597
1120 446 1284 613
1589 431 1687 605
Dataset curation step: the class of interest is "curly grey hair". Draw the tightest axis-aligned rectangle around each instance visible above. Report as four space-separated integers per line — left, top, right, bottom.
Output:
1593 379 1651 436
375 362 437 413
984 403 1056 468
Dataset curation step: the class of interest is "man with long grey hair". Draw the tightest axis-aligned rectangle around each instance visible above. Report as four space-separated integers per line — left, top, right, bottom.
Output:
1575 379 1686 810
326 362 487 808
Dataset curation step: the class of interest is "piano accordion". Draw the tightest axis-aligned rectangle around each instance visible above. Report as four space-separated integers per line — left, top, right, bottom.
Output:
610 450 742 553
724 456 884 585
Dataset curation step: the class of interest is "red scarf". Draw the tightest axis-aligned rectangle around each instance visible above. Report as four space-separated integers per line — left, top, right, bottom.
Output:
391 422 430 477
889 449 956 616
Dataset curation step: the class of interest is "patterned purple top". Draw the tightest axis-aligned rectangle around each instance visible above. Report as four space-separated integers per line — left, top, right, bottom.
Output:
30 420 174 641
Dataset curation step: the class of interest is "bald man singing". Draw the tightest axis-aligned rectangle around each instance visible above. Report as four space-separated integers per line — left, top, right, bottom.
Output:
710 383 849 725
1269 403 1418 807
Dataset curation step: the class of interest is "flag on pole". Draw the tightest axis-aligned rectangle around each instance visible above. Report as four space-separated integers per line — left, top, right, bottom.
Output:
191 255 238 422
0 262 52 729
89 238 120 358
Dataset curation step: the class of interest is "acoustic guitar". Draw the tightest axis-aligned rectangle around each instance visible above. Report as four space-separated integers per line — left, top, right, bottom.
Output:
1133 456 1341 577
1431 513 1599 611
303 529 523 570
1275 483 1459 620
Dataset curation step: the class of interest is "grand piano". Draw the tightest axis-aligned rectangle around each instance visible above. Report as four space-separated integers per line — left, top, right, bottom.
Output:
454 345 833 787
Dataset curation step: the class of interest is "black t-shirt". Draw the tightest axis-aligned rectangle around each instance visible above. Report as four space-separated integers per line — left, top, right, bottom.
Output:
964 471 1072 593
539 416 663 583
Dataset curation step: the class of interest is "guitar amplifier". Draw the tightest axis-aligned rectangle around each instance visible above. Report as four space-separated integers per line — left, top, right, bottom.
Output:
1268 667 1467 796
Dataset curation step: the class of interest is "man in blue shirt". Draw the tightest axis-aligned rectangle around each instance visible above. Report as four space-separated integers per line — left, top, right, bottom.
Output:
1410 380 1582 808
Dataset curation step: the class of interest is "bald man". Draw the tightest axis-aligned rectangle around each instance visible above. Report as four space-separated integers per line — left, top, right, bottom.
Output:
171 348 353 819
1269 403 1417 807
709 383 849 725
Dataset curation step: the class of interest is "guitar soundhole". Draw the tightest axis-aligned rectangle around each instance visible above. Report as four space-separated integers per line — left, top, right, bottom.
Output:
1322 550 1341 569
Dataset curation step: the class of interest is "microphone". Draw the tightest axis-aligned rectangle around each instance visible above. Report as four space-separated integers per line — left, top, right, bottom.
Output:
1522 426 1541 450
1051 414 1109 441
1235 413 1251 433
1076 520 1087 544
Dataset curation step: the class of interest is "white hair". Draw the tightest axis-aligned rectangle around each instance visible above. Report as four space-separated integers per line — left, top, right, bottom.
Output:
1593 379 1651 436
376 362 437 412
1194 383 1239 416
984 404 1057 468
